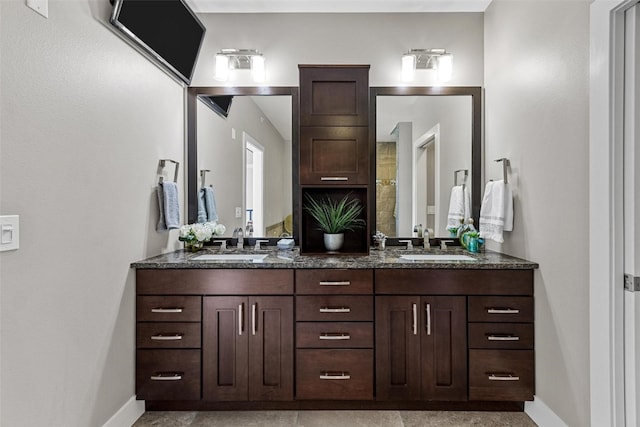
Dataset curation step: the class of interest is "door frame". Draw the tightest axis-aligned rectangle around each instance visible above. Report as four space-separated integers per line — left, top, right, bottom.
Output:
590 1 638 425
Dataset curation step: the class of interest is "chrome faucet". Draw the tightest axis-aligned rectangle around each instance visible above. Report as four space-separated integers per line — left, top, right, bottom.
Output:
233 227 244 249
423 229 431 249
254 239 269 250
399 239 413 250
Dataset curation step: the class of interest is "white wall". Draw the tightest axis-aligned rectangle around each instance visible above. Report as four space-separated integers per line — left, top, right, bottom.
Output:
484 1 591 426
0 1 185 425
192 13 484 87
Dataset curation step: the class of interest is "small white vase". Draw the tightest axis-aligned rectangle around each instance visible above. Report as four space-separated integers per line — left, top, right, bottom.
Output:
323 233 344 252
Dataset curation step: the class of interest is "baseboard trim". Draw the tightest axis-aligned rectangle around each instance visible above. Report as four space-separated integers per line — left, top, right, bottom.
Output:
102 396 145 427
525 396 568 427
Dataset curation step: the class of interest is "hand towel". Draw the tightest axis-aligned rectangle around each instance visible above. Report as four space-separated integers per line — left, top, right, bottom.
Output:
479 180 513 243
197 186 218 223
156 184 167 231
446 185 471 230
162 181 180 230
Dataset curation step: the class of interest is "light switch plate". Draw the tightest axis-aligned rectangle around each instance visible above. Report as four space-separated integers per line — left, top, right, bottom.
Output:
0 215 20 252
26 0 48 18
235 207 242 218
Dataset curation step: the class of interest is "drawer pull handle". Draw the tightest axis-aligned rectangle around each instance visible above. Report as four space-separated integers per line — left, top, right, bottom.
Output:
319 281 351 286
151 308 183 313
320 372 351 380
488 373 520 381
319 333 351 340
151 334 183 341
412 303 417 335
487 335 520 341
319 307 351 313
150 373 182 381
320 177 348 181
487 308 520 314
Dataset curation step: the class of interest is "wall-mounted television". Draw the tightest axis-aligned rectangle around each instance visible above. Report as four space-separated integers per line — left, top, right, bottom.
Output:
110 0 206 85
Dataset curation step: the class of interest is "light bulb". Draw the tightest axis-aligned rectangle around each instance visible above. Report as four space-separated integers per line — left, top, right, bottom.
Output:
401 54 415 82
251 55 265 82
437 53 453 82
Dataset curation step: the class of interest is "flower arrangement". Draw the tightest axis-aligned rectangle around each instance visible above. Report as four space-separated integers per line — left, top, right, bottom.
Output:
179 222 226 251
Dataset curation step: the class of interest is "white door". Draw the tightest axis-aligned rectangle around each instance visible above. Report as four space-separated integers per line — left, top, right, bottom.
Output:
244 133 264 236
624 4 640 426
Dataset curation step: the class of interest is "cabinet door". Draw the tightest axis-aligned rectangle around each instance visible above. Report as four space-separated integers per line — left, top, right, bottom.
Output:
300 126 369 185
248 296 294 401
299 65 369 127
421 296 468 401
203 297 248 401
375 296 421 400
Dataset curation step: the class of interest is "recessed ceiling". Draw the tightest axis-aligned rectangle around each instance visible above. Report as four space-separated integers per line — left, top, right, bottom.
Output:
187 0 492 14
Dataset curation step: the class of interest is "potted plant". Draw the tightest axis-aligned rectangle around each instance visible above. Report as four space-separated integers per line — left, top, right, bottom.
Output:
304 193 365 252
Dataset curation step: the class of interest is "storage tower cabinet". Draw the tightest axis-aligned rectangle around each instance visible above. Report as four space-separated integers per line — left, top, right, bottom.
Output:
298 65 371 255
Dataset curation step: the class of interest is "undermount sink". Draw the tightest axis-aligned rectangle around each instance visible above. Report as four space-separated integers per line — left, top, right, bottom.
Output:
399 254 476 262
191 254 269 262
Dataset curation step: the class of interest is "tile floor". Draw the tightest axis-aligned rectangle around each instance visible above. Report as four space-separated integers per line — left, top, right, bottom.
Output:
133 410 538 426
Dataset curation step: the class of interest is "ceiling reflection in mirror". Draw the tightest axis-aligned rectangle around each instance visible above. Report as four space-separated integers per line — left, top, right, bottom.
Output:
375 95 473 238
195 94 293 238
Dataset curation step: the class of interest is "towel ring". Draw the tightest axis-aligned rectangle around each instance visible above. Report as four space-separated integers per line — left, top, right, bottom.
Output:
200 169 211 188
159 159 179 184
494 158 510 184
454 169 468 188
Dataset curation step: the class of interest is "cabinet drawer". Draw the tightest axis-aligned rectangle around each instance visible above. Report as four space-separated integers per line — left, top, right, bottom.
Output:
296 269 373 294
296 296 373 321
468 323 533 350
137 296 201 322
296 349 373 400
468 296 533 323
469 349 534 401
296 322 373 348
137 322 201 349
136 349 200 400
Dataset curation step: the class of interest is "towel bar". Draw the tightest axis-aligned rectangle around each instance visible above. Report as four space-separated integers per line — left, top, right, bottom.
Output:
494 158 510 184
159 159 179 184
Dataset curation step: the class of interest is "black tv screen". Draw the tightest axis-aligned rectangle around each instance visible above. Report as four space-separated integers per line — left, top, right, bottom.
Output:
110 0 206 85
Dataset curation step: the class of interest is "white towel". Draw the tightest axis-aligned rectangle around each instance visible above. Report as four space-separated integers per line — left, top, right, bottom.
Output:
479 180 513 243
446 185 471 230
156 182 180 231
197 186 218 223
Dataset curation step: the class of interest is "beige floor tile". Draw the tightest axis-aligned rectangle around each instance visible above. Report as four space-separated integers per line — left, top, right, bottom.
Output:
295 410 403 427
399 410 538 427
190 410 298 427
133 411 197 427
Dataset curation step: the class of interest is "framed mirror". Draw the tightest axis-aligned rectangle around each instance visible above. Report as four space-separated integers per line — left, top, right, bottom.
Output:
186 87 299 239
370 87 481 238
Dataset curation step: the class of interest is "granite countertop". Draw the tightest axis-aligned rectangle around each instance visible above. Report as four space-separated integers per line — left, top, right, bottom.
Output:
131 247 538 270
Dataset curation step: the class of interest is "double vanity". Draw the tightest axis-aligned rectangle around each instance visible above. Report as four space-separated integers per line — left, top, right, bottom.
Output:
132 248 538 411
134 65 537 411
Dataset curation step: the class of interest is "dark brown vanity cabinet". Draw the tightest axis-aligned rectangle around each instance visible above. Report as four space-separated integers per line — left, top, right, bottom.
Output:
295 269 374 400
136 269 294 403
375 295 468 401
203 296 294 401
298 65 371 255
468 296 534 401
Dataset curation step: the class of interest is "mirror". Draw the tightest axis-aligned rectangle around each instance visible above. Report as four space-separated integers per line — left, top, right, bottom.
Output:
371 87 481 238
186 87 299 238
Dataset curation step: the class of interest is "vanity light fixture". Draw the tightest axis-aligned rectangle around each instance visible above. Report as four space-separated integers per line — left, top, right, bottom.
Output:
401 49 453 83
214 49 266 82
